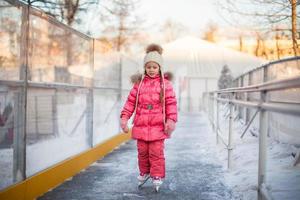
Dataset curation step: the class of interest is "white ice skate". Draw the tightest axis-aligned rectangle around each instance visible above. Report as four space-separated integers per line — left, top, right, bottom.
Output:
137 173 150 188
152 177 163 192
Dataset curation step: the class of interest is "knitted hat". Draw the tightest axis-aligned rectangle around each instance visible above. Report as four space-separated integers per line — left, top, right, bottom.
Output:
137 44 166 126
143 44 163 69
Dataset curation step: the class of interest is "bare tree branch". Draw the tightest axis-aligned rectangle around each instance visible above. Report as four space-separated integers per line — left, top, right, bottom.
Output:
28 0 98 26
99 0 142 52
217 0 299 57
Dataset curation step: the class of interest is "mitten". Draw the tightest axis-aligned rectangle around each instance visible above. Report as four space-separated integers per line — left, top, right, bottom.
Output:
120 117 129 133
165 119 176 135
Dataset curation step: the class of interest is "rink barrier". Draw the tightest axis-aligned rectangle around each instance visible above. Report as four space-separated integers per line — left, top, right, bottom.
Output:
0 132 131 200
203 56 300 200
0 0 140 197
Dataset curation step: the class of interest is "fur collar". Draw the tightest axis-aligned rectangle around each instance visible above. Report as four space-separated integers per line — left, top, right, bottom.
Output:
130 72 174 84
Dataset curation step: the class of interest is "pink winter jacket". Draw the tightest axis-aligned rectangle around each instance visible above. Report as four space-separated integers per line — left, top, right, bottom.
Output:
121 73 177 141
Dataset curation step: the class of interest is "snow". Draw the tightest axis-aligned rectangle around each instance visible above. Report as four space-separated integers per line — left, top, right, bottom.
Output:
26 134 90 177
26 90 122 177
0 148 13 190
26 90 91 177
93 90 120 145
212 103 300 200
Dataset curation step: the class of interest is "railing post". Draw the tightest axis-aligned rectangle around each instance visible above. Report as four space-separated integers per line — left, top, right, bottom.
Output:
86 88 94 147
13 3 30 182
52 89 59 137
211 93 215 130
188 77 191 112
178 77 182 112
240 76 246 121
245 71 253 123
86 39 95 148
228 92 234 169
13 92 26 182
207 93 211 122
216 93 219 144
237 77 242 115
118 53 122 101
258 90 268 200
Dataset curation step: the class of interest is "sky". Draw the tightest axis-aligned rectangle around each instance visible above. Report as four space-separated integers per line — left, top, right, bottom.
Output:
85 0 229 38
137 0 226 35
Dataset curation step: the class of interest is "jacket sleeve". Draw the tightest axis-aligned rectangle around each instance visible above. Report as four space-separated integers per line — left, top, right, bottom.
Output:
120 83 139 120
165 80 178 122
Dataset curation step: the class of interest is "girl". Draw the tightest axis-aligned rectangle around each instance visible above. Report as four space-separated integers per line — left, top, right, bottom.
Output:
120 44 178 192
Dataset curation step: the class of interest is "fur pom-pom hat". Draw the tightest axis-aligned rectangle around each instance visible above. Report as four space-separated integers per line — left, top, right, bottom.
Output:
143 44 164 69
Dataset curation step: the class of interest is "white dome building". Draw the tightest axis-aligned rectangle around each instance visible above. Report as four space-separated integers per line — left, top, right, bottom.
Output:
162 36 265 112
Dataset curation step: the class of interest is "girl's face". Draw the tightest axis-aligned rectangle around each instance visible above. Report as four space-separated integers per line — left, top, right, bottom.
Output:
145 62 160 77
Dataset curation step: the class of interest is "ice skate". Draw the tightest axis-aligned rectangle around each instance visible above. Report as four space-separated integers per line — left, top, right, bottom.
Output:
152 177 163 192
137 173 150 188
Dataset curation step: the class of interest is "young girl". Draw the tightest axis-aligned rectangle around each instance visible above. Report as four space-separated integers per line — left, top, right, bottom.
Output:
120 44 178 192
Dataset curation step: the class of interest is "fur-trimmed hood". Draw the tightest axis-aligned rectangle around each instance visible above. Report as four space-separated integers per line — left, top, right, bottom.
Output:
130 72 174 84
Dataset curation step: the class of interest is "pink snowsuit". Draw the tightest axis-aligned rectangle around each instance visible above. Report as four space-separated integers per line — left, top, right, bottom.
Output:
121 73 177 178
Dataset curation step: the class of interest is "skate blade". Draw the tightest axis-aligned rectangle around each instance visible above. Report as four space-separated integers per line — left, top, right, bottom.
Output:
138 176 150 188
155 186 160 192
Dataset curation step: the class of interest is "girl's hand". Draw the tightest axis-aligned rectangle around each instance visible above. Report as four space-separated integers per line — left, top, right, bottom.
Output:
120 118 129 133
165 119 175 135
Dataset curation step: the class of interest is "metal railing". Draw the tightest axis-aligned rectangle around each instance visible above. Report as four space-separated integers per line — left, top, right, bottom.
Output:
203 56 300 200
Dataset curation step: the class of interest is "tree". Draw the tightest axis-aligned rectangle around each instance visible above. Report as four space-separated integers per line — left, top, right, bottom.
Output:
95 0 141 101
203 22 218 43
291 0 298 56
254 31 269 59
218 65 233 90
26 0 97 26
99 0 141 52
0 4 19 69
160 19 187 43
217 0 299 56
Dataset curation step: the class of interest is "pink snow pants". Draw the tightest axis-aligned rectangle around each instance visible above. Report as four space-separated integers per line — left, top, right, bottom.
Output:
137 139 165 178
